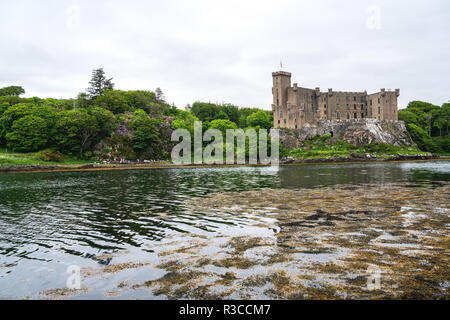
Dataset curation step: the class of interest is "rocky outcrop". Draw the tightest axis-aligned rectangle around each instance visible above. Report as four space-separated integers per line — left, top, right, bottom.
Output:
279 119 414 149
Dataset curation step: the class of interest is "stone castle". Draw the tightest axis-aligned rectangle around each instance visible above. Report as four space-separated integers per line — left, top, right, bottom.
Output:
272 71 399 129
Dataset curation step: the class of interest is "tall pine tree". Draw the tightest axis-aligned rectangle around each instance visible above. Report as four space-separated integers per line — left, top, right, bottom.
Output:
87 68 114 99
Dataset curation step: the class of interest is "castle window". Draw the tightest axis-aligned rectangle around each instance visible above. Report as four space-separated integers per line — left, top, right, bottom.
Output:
354 113 357 119
284 119 287 124
337 112 340 119
353 96 356 101
336 104 340 108
346 104 349 109
346 96 350 101
324 110 327 115
361 104 364 110
336 96 339 102
370 100 372 106
324 104 327 108
378 98 380 104
361 113 364 118
347 112 350 119
280 111 283 117
378 107 381 114
278 120 280 124
354 104 356 110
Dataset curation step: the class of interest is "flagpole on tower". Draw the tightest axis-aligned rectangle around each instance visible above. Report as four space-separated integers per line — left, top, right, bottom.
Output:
280 60 283 71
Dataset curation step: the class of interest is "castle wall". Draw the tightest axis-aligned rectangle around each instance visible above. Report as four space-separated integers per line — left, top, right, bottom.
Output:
272 71 399 129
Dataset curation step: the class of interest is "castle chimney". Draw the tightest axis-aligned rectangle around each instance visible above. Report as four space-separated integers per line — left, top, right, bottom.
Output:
328 88 333 96
395 89 400 97
315 87 320 97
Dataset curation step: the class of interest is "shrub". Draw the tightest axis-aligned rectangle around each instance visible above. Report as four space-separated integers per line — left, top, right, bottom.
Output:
38 150 66 162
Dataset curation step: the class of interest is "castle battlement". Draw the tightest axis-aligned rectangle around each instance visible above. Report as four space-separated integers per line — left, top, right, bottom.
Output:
272 70 399 129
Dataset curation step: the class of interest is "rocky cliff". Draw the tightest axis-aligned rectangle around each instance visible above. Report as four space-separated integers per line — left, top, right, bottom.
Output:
279 119 414 149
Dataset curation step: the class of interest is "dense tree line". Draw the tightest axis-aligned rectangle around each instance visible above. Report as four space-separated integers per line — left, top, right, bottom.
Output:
399 101 449 153
0 68 275 161
189 102 273 129
3 69 445 161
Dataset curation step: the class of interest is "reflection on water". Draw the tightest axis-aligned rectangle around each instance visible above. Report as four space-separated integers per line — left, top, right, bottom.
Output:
0 161 448 299
279 161 450 188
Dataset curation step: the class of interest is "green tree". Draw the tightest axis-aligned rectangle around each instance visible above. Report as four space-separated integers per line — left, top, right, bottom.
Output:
191 102 221 122
215 110 229 120
238 107 261 128
54 109 101 156
0 86 25 97
0 95 22 107
76 93 90 109
0 103 36 142
208 119 237 135
221 104 240 124
398 110 420 127
6 115 48 151
87 68 114 99
131 109 162 159
127 90 165 116
155 87 165 102
246 110 272 129
406 123 438 152
94 90 130 114
0 103 8 117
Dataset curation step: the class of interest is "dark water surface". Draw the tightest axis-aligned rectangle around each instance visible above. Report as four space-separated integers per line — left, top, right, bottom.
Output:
0 161 449 299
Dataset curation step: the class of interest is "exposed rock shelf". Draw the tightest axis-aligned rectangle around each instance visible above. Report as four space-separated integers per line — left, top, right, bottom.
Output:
279 119 414 149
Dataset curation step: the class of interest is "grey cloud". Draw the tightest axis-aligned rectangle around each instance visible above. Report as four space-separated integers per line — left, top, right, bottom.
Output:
0 0 448 108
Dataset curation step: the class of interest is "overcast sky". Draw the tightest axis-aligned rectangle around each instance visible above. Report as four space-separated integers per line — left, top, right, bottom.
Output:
0 0 449 110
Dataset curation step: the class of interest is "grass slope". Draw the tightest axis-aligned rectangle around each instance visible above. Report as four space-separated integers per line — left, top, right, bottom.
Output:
286 135 429 160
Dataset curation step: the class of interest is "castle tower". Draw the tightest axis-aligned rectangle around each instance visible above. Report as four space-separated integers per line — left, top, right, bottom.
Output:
272 71 291 107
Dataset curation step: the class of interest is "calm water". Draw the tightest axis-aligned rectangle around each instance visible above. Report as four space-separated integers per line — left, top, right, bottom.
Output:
0 161 449 299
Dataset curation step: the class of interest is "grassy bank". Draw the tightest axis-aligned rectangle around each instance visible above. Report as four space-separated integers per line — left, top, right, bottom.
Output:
285 135 430 160
0 148 92 166
0 137 437 169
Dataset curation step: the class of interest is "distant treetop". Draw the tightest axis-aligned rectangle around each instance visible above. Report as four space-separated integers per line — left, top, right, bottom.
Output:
0 86 25 97
86 68 114 99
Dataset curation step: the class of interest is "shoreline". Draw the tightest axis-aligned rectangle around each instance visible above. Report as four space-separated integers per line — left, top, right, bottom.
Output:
0 155 447 174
